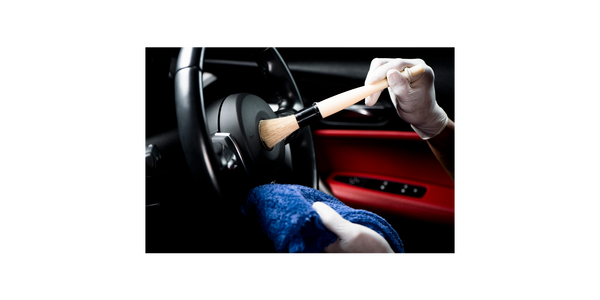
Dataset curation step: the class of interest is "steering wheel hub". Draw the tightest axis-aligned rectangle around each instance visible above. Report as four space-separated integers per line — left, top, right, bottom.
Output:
218 93 285 182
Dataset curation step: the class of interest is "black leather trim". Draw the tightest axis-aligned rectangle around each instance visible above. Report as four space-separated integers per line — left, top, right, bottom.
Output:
173 65 224 196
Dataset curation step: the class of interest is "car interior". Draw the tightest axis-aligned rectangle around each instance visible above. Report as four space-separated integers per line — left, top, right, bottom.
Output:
145 47 455 253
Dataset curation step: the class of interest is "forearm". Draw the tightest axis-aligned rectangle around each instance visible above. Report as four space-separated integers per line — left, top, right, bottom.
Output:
426 119 455 180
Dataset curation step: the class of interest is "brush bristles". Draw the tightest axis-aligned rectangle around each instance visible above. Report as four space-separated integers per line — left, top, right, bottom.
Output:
259 115 300 149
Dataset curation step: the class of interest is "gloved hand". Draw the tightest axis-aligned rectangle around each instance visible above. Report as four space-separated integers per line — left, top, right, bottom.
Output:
312 202 394 253
364 58 448 140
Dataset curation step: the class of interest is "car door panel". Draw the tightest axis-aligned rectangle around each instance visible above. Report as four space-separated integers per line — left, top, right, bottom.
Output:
327 178 454 224
313 129 454 224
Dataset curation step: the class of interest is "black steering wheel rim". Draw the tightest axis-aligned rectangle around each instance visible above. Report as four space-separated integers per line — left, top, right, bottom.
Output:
173 47 317 198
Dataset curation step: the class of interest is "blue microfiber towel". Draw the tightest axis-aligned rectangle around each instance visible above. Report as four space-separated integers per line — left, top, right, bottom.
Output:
243 183 404 253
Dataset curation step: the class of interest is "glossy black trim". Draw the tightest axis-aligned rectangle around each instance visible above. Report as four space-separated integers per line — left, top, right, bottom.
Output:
294 103 323 128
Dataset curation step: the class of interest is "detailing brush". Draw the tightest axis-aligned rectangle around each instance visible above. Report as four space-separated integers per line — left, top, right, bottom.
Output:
259 64 425 149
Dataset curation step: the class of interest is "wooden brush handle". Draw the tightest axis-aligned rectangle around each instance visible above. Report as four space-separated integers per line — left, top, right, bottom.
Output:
316 64 425 118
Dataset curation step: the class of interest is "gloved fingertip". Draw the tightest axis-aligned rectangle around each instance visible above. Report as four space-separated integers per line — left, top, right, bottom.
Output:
386 69 402 85
366 91 382 107
313 202 333 225
312 201 332 216
313 202 347 227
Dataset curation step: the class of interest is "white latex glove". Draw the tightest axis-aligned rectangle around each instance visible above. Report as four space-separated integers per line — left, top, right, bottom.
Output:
364 58 448 140
312 202 394 253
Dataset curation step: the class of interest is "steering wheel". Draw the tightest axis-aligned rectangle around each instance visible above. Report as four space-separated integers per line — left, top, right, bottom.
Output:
173 48 317 199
